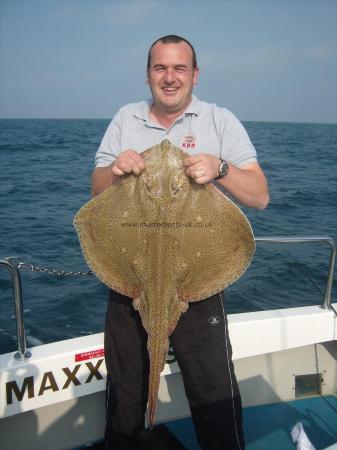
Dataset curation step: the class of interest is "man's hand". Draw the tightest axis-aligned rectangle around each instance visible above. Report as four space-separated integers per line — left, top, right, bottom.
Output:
91 149 145 197
112 150 145 176
183 154 220 184
183 153 269 209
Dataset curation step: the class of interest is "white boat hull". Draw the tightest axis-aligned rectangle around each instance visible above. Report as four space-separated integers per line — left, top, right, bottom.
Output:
1 304 336 450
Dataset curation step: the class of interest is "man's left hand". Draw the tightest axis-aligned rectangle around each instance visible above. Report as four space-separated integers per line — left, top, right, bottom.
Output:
183 154 220 184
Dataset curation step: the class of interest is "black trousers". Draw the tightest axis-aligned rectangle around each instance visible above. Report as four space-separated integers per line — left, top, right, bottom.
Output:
104 290 245 450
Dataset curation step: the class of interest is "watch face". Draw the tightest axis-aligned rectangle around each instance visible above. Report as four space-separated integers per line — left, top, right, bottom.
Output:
219 161 229 178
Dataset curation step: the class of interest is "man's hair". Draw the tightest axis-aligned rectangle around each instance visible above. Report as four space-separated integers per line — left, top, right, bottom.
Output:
147 35 198 70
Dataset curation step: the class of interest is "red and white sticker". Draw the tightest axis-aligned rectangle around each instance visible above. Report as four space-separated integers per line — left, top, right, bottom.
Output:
75 348 105 362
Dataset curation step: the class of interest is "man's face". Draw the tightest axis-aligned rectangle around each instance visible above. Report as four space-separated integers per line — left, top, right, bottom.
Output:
147 41 199 115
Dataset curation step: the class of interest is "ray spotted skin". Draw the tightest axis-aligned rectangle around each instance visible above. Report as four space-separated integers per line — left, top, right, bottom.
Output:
74 140 255 426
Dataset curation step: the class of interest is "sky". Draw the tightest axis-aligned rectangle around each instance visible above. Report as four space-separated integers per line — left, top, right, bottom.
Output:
0 0 336 123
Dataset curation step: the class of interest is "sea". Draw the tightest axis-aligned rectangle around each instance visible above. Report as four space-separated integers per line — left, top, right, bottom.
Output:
0 119 336 355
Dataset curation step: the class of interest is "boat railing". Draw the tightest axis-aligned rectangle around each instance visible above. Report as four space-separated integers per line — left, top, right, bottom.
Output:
0 236 335 361
0 259 32 361
254 236 336 310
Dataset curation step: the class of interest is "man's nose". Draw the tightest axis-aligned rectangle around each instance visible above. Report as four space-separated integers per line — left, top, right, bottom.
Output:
163 69 176 83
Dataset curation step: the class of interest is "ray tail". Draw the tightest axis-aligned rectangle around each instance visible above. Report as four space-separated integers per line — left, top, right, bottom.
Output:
146 330 170 428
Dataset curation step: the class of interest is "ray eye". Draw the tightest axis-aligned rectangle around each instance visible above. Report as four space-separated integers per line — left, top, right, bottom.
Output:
173 185 183 195
144 175 156 190
144 176 162 197
170 176 184 196
144 180 152 191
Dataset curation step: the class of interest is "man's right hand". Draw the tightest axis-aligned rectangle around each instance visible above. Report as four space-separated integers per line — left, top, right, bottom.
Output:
112 150 145 176
91 150 145 197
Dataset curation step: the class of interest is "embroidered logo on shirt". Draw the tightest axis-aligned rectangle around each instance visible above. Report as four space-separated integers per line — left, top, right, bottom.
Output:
208 316 220 326
181 135 196 149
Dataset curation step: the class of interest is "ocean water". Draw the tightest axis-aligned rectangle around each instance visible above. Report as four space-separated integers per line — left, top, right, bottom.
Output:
0 119 336 355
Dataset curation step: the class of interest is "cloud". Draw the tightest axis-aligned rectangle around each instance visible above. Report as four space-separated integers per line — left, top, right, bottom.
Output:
70 1 161 28
301 46 337 63
199 44 336 80
108 1 160 26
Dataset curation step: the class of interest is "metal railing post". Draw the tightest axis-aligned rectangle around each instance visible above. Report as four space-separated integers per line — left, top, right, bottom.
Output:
0 259 31 360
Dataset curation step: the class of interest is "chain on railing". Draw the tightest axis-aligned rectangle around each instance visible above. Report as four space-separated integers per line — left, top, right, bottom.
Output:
0 258 94 361
16 261 94 277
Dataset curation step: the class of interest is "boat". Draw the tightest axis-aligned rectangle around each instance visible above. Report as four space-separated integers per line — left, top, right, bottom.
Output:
0 236 336 450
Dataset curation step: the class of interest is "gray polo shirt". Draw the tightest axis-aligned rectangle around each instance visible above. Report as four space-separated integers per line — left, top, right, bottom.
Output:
95 95 257 168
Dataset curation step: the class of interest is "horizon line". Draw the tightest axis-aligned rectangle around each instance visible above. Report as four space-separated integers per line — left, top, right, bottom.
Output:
1 117 336 126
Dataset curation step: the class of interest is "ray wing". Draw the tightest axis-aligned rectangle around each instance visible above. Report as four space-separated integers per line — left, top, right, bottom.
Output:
74 176 146 298
172 183 255 302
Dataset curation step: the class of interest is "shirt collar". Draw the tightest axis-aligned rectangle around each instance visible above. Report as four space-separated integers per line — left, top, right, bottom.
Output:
184 95 200 116
134 95 200 122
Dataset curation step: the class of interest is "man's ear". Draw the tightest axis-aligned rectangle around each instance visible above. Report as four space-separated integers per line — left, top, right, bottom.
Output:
193 67 199 85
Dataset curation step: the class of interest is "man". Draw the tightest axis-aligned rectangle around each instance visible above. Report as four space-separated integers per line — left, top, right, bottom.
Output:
92 35 269 450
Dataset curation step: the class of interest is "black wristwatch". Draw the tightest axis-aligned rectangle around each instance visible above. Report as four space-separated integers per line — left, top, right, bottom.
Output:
215 159 229 180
